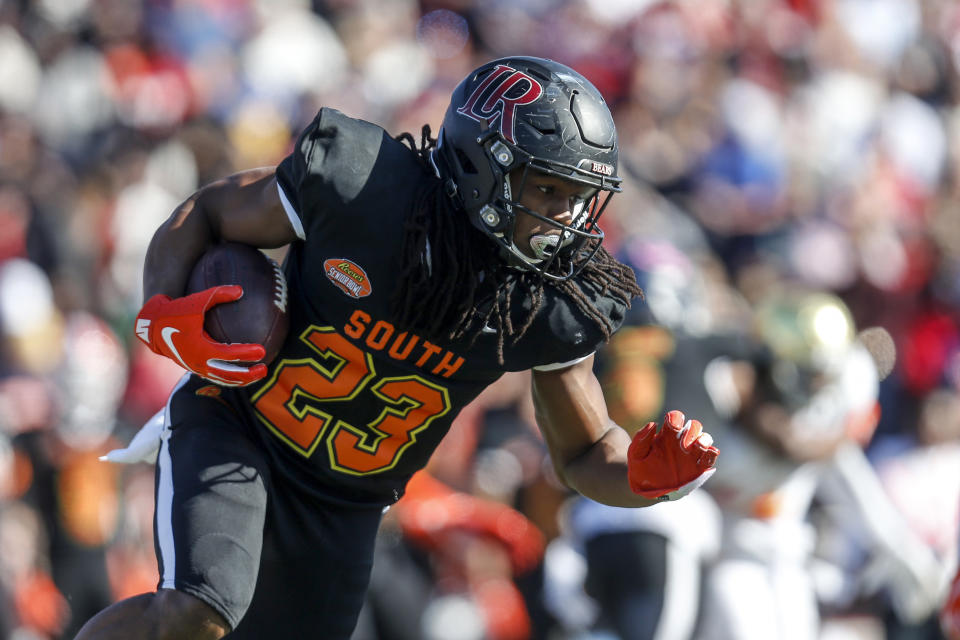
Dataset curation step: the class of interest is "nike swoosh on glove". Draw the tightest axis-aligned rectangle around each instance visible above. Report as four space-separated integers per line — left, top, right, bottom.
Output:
627 409 719 501
135 285 267 387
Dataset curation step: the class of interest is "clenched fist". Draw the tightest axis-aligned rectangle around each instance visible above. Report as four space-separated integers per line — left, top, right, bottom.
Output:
627 410 719 501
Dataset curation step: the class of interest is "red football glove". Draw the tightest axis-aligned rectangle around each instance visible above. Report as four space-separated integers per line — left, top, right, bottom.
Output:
135 285 267 387
628 410 719 501
942 567 960 640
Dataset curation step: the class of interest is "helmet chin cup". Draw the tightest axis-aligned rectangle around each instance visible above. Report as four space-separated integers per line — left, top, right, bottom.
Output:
529 233 572 261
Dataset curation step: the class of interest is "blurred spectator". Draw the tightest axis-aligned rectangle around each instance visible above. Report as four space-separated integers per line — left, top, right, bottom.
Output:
354 470 545 640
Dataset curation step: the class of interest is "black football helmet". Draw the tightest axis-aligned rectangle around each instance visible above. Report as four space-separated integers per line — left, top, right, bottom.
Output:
433 56 622 280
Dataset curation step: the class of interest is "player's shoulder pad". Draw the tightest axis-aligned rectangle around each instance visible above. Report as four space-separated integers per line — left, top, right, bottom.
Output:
277 108 430 236
535 275 630 357
285 108 391 204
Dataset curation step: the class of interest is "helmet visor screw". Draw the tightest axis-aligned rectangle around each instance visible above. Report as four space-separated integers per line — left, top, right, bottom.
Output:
490 141 513 166
480 206 500 227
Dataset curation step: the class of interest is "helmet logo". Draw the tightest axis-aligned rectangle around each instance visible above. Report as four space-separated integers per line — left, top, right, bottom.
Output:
457 65 543 144
591 161 613 176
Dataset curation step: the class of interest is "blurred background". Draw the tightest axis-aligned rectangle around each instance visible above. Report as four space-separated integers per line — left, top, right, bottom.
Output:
0 0 958 638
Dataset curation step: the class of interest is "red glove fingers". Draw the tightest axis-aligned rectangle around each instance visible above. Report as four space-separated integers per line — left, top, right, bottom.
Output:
136 285 267 387
204 284 244 308
628 409 719 501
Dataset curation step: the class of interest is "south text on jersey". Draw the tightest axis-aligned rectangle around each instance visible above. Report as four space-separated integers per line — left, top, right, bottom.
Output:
343 309 465 379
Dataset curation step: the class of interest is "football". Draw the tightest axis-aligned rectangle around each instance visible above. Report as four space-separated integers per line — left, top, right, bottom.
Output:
187 242 289 365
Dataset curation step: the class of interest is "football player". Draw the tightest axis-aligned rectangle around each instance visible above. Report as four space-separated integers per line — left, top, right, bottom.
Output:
75 57 719 640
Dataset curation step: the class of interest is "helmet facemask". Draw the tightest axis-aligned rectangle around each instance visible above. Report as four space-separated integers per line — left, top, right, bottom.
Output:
448 129 619 281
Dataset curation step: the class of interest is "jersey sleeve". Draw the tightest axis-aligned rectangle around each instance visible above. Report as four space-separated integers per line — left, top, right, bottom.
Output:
531 353 593 372
275 108 394 237
525 277 630 370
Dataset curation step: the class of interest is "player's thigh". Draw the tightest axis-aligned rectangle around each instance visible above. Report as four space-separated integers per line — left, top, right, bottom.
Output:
156 375 271 632
228 490 384 640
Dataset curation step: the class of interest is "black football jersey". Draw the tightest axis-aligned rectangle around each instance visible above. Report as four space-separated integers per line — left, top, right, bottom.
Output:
231 108 627 506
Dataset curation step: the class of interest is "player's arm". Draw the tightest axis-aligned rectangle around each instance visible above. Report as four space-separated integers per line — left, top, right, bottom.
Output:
143 168 297 299
531 355 718 507
135 168 298 387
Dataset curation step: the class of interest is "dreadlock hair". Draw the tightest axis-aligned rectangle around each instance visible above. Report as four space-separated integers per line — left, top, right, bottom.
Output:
393 125 644 364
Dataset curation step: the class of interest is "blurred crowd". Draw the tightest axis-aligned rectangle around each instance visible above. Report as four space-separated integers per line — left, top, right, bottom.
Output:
0 0 958 638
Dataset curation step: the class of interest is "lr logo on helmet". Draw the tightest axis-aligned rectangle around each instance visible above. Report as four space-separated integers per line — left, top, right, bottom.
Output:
457 65 543 144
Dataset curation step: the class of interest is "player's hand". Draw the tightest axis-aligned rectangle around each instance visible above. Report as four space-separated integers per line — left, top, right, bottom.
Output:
942 568 960 640
135 285 267 387
627 410 719 501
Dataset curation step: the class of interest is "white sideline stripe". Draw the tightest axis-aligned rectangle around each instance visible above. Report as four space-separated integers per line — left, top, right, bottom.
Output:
277 183 306 240
157 373 191 589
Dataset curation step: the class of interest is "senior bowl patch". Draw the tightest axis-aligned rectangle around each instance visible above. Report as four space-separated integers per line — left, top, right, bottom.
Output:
324 258 373 298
